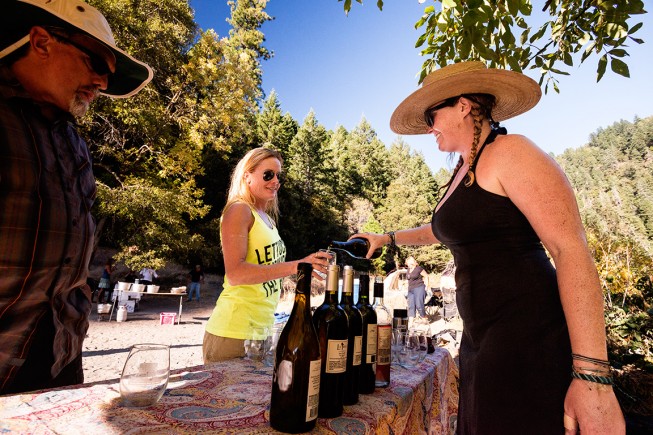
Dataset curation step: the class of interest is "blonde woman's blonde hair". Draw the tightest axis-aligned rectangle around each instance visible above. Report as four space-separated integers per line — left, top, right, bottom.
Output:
223 147 284 224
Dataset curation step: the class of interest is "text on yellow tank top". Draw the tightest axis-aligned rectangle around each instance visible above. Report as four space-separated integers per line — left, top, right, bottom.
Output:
206 207 286 339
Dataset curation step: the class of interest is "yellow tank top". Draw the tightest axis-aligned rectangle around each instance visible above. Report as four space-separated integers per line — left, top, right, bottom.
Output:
206 207 286 339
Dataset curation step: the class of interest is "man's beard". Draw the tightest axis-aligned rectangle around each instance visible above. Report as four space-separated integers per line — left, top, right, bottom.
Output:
68 90 97 118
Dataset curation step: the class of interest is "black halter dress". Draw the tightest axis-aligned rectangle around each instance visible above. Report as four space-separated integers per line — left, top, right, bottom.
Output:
431 132 571 434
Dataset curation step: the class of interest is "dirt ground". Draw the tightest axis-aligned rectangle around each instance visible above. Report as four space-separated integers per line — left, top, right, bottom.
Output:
83 288 219 384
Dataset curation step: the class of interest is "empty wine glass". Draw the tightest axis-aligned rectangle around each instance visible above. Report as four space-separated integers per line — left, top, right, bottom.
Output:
397 330 420 369
414 329 428 363
263 322 285 367
244 325 269 361
120 343 170 407
391 328 403 364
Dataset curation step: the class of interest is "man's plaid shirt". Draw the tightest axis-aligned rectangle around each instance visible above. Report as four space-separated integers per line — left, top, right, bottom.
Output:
0 66 95 393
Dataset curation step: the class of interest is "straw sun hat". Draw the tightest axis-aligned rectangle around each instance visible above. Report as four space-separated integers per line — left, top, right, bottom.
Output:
0 0 153 98
390 61 541 135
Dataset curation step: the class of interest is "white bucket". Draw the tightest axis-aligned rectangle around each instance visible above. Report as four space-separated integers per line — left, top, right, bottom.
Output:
131 283 146 292
97 303 112 314
116 305 128 322
117 282 131 291
146 285 160 293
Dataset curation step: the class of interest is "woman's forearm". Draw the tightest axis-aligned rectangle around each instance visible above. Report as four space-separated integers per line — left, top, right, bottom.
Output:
395 224 439 246
553 247 609 361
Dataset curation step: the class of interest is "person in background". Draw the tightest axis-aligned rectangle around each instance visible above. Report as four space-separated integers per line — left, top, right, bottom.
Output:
139 267 158 286
405 256 429 327
352 62 624 434
187 264 204 302
203 147 331 362
0 0 153 395
97 258 115 303
124 269 139 283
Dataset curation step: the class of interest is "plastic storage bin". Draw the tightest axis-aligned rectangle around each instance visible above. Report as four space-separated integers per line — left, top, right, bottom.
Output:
160 312 178 325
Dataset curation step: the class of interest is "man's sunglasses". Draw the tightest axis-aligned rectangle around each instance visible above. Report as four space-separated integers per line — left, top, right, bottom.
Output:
423 97 459 128
47 28 113 77
263 169 284 183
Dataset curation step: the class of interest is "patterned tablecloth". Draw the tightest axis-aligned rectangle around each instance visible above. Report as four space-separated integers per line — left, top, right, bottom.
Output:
0 348 459 434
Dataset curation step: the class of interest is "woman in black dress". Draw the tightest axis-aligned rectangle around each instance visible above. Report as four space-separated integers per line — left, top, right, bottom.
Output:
353 62 623 434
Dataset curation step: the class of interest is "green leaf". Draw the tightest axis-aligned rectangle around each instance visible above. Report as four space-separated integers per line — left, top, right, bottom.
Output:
416 33 427 48
608 48 628 58
610 58 630 77
519 0 532 15
507 0 519 15
530 22 549 43
507 55 521 72
442 0 457 9
459 34 472 58
628 22 643 34
376 0 383 11
563 52 573 66
597 54 607 81
344 0 351 13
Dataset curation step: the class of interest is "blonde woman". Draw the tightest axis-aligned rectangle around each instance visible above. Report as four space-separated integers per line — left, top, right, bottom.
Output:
353 62 624 434
203 147 330 362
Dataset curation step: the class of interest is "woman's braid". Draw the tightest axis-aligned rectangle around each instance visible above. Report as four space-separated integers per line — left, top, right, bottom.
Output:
464 106 484 187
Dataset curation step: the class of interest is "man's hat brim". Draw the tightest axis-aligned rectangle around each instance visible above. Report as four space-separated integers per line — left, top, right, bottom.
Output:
0 0 153 98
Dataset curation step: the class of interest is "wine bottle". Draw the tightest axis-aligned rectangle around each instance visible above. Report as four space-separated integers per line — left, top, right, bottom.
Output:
270 263 321 433
312 264 349 418
329 238 382 260
340 265 363 405
373 277 392 388
355 273 377 394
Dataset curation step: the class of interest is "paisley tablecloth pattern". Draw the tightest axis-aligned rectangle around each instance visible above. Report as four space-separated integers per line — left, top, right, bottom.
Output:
0 348 458 434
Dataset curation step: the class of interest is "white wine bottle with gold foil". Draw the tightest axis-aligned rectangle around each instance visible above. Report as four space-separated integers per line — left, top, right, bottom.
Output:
270 263 321 433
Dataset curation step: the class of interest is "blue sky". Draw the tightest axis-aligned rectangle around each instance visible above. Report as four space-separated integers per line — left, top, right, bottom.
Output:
190 0 652 172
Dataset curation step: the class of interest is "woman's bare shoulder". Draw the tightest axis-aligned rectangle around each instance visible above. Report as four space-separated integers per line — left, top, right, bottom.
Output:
222 202 254 227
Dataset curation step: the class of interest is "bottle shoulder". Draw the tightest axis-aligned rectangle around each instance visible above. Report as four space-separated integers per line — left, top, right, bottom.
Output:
313 303 347 322
341 303 362 319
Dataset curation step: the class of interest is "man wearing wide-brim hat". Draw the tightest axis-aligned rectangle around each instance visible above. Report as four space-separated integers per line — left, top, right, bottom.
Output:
0 0 153 395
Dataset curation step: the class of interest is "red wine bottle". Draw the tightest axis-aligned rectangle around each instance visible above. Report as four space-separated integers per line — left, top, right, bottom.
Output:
373 277 391 388
312 264 349 418
270 263 321 433
355 273 377 394
340 265 363 405
329 238 382 259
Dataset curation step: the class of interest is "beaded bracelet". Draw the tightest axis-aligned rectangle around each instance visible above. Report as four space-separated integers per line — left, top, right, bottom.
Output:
573 366 611 376
571 369 614 385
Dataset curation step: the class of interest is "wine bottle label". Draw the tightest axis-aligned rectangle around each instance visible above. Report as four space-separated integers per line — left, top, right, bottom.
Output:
277 360 293 392
377 324 392 365
325 339 348 373
353 335 363 366
366 324 377 364
306 359 321 422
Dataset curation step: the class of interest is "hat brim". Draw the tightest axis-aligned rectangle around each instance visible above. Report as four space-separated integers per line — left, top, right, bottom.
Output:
0 0 153 98
390 64 541 135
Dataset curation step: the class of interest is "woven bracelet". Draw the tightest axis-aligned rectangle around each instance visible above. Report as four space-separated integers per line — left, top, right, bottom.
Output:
571 369 614 385
571 353 610 367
